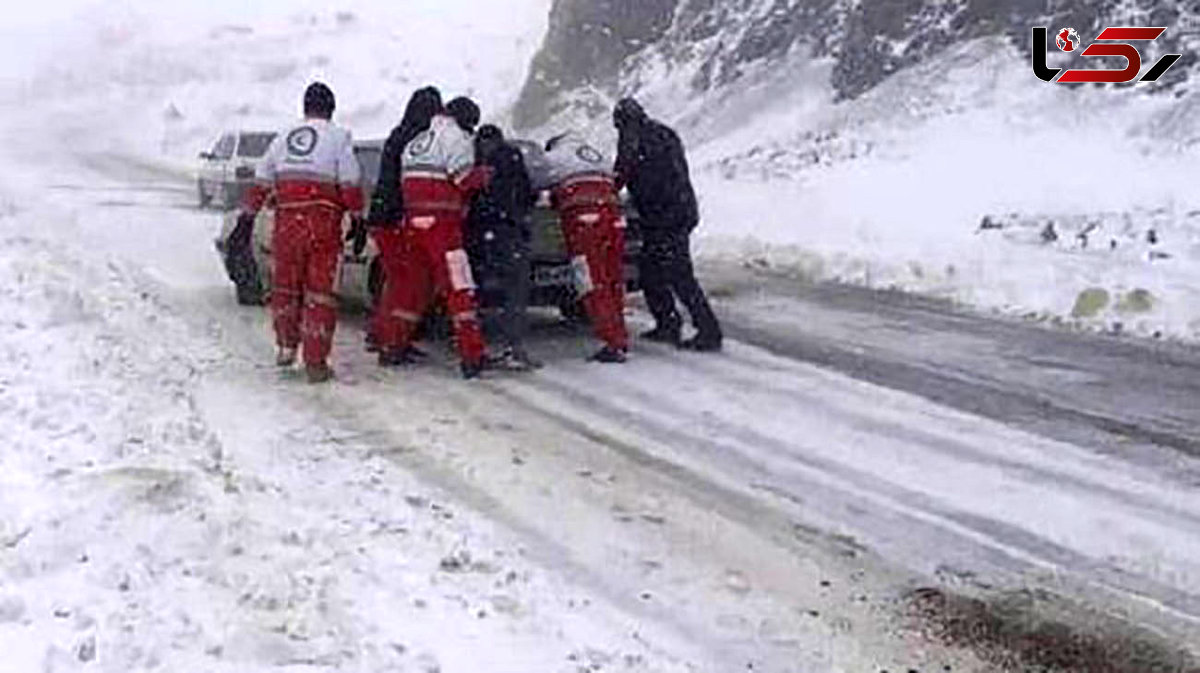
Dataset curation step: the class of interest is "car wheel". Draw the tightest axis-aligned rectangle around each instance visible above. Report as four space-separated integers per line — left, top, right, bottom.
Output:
197 180 213 208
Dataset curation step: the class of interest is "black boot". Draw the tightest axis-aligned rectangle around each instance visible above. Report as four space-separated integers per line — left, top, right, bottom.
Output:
680 333 722 353
640 325 681 345
306 363 334 384
460 360 485 380
276 346 298 368
486 348 543 372
378 349 415 367
588 346 627 364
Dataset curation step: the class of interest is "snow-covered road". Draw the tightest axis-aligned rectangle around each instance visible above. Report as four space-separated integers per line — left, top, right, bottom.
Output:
1 140 1198 672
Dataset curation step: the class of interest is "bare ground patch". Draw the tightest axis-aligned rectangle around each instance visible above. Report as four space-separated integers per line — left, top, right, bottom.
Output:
906 587 1199 673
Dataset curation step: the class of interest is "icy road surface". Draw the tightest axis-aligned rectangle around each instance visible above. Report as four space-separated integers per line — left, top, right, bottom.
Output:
2 149 1200 671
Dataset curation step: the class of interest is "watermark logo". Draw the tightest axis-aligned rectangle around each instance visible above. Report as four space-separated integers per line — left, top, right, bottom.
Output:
1033 26 1182 83
1056 27 1081 52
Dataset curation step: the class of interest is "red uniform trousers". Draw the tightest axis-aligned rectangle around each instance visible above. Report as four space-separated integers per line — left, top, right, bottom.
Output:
377 213 486 366
369 227 404 345
271 205 343 367
560 204 629 351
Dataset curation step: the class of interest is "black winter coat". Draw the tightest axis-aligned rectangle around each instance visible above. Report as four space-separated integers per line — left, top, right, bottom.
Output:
469 142 536 244
615 119 699 233
367 127 405 226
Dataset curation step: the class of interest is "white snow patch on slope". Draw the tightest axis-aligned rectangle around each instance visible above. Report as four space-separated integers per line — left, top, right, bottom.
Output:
3 1 551 161
700 40 1200 340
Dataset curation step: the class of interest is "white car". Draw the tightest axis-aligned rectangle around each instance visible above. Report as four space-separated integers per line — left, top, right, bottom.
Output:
197 131 277 210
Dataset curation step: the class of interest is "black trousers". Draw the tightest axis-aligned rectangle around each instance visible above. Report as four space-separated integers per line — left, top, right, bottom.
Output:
477 228 531 351
639 228 721 338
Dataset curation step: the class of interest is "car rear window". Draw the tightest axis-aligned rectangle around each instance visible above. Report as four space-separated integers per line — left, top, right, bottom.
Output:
237 133 276 158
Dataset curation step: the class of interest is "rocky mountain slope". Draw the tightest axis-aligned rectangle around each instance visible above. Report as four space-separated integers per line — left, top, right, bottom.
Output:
514 0 1200 131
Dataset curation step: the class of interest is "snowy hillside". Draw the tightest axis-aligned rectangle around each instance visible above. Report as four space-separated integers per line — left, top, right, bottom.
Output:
515 0 1200 127
511 1 1200 342
1 2 551 164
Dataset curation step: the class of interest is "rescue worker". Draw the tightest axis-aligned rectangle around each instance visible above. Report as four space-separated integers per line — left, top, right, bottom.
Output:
368 86 443 363
382 103 493 379
240 82 363 383
613 97 722 352
469 124 540 370
446 97 481 134
544 131 629 363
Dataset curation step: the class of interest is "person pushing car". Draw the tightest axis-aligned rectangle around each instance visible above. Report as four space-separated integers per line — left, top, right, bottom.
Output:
468 124 540 371
544 131 630 363
368 86 443 364
381 97 493 379
613 97 722 352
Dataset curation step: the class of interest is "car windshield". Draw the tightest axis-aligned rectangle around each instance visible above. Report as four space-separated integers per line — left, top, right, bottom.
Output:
237 133 276 158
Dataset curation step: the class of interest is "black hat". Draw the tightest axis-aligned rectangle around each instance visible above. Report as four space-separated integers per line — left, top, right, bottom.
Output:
476 124 504 143
304 82 336 119
446 97 481 133
613 97 646 129
474 124 504 161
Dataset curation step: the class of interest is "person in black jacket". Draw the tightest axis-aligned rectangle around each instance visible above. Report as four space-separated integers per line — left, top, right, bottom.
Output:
613 97 722 351
469 124 541 370
366 86 443 363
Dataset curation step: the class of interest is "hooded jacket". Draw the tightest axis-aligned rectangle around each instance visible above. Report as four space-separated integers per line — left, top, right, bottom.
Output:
613 101 699 232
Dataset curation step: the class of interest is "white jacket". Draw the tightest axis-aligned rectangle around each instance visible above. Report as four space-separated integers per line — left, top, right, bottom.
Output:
251 118 362 211
543 132 613 186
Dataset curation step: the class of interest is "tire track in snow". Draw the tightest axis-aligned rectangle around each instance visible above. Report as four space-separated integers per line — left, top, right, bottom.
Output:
186 309 746 670
669 342 1200 532
712 284 1200 461
490 349 1200 644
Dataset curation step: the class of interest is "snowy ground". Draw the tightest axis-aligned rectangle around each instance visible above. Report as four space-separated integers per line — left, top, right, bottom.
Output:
3 6 1200 673
0 156 987 672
